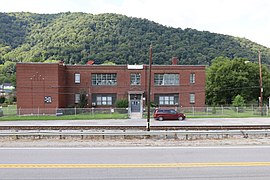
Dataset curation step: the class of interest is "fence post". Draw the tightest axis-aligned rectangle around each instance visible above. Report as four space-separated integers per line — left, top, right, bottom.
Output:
221 106 224 115
91 107 94 117
75 107 76 116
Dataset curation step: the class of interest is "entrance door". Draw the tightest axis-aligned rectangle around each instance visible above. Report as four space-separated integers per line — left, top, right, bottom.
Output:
131 100 141 112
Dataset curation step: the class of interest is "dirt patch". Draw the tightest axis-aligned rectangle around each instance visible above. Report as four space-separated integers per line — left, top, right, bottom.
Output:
1 136 270 147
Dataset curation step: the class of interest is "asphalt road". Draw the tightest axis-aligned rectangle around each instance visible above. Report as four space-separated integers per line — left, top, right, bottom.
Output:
0 117 270 126
1 146 270 179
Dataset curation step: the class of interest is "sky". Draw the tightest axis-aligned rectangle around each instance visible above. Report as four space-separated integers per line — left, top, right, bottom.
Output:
1 0 270 47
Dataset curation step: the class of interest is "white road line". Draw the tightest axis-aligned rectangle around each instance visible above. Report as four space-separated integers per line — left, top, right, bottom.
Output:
1 145 270 150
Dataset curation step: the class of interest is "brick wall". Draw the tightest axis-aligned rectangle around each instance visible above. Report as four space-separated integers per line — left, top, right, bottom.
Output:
17 63 62 110
16 63 206 110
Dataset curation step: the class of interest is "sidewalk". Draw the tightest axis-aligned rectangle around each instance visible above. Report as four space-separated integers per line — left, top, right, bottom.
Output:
0 118 270 126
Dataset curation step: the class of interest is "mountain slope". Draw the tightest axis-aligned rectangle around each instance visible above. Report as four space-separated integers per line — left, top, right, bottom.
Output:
0 12 269 65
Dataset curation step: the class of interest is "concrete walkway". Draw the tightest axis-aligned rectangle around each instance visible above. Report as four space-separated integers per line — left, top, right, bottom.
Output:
0 118 270 126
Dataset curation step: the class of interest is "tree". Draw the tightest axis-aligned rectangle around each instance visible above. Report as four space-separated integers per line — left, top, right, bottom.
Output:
232 94 245 107
1 61 16 76
78 91 88 108
1 12 270 66
206 57 270 105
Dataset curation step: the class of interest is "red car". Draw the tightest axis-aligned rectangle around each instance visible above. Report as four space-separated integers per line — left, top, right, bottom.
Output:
153 109 186 121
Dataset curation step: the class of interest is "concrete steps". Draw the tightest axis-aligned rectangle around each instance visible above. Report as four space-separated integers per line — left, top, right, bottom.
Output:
129 112 142 119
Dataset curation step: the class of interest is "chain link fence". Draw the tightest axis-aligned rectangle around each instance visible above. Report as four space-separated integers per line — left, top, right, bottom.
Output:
0 105 269 117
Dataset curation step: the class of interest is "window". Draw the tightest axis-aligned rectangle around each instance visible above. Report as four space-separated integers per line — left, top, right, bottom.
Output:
75 94 80 104
154 94 179 105
75 73 80 83
190 93 195 104
190 73 195 84
154 74 179 86
92 73 117 86
130 73 141 85
96 95 113 105
92 94 116 106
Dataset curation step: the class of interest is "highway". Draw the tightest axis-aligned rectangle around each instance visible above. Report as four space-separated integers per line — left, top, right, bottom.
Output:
1 146 270 179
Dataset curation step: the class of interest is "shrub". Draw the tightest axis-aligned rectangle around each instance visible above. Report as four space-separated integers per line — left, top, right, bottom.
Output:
115 99 128 108
232 94 245 107
232 94 246 112
0 96 5 104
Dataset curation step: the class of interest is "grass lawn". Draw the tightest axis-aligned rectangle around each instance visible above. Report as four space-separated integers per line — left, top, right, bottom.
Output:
0 112 128 121
1 105 268 121
184 108 268 118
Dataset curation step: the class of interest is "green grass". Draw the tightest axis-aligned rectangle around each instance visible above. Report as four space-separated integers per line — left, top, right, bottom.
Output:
0 113 128 121
144 108 269 119
184 108 268 118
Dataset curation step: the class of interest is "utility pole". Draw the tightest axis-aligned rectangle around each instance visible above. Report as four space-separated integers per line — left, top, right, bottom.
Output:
258 50 263 116
147 45 152 131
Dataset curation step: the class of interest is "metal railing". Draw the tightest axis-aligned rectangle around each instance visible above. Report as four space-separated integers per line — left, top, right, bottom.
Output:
1 129 270 139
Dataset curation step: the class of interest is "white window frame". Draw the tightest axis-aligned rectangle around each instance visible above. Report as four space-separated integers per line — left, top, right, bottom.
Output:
190 73 195 84
75 93 80 104
96 95 113 105
130 73 141 85
159 95 175 105
190 93 195 104
75 73 80 84
154 74 179 86
92 73 117 86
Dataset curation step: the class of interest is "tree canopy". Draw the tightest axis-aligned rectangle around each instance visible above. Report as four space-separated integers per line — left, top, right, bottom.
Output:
206 57 270 105
0 12 270 66
1 12 270 106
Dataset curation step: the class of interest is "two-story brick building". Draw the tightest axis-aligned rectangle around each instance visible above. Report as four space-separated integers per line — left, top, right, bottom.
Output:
16 59 206 116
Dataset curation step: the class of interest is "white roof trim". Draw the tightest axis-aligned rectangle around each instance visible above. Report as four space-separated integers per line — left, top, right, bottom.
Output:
127 65 144 70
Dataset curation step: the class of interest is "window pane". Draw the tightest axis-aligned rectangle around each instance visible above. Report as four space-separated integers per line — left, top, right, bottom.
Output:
75 74 80 83
75 94 80 103
190 73 195 83
95 95 114 106
158 95 176 105
131 73 141 85
155 74 179 85
92 74 117 86
190 94 195 103
107 100 112 105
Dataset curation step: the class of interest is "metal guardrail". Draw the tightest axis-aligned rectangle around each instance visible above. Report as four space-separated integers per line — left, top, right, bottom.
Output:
1 130 270 138
2 125 270 131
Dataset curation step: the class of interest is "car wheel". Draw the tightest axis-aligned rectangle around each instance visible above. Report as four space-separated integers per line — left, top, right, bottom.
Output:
158 116 163 121
178 116 183 121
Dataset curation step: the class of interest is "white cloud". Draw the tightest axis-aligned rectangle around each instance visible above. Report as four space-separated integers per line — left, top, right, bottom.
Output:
0 0 270 47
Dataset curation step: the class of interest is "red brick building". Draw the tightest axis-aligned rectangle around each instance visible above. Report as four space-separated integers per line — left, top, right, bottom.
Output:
16 60 206 115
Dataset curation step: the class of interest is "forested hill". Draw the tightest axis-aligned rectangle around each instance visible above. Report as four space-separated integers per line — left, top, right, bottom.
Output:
0 12 270 65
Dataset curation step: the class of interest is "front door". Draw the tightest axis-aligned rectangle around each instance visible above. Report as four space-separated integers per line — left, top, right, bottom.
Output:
131 100 140 112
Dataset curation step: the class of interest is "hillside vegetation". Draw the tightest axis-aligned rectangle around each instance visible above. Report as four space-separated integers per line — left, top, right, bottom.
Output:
1 12 270 66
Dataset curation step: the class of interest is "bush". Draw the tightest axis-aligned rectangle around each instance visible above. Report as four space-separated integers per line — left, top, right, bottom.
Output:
115 99 128 108
232 95 246 112
0 96 5 104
